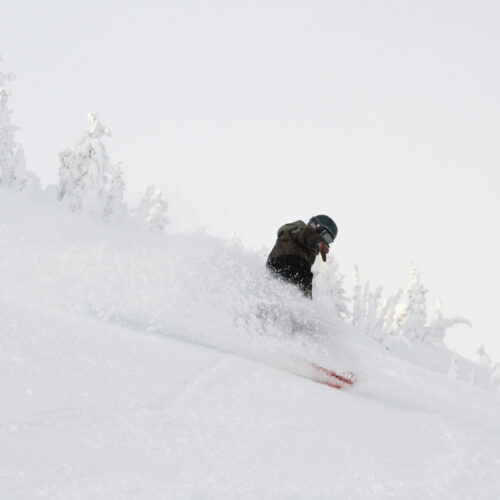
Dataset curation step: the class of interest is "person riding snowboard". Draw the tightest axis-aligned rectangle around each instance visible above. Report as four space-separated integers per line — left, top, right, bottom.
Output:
266 215 338 298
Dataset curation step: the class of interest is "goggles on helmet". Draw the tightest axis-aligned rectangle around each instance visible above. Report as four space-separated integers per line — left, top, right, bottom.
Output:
319 228 335 245
309 216 335 245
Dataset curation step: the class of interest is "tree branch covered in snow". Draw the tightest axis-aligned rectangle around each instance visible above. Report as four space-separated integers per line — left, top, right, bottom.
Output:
0 58 40 194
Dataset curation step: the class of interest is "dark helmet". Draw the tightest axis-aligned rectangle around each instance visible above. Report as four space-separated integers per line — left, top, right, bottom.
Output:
309 215 338 244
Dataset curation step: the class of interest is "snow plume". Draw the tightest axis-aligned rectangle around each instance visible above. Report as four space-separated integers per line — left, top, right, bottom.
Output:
0 190 353 376
0 57 39 194
314 258 350 320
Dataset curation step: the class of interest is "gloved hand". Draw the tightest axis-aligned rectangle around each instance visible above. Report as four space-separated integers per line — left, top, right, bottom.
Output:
318 241 329 262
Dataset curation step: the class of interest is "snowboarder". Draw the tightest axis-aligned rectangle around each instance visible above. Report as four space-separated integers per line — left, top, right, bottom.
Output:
266 215 338 298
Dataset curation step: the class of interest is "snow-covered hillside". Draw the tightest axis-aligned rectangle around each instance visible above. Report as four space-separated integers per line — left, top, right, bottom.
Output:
1 190 500 499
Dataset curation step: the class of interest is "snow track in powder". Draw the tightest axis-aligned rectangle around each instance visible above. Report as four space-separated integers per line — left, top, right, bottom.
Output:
116 315 358 392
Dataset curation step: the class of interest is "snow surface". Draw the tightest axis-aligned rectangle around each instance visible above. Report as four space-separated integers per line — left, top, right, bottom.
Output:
1 189 500 499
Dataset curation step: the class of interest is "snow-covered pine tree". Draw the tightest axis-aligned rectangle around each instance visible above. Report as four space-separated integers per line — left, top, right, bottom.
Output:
377 290 403 342
476 344 492 367
351 266 405 342
134 184 169 231
351 266 364 326
227 232 243 248
58 112 126 220
0 58 39 193
491 362 500 392
350 264 469 347
103 163 127 222
425 300 470 344
397 265 428 341
448 352 460 379
364 284 383 339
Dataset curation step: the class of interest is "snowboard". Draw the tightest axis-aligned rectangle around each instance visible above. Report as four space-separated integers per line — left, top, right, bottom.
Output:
310 363 356 390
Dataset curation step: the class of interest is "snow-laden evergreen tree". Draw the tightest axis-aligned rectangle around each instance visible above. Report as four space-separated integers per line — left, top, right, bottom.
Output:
448 352 460 379
350 266 402 341
0 58 39 193
397 265 428 341
491 362 500 392
377 290 403 341
227 232 244 248
425 300 470 344
476 344 492 367
357 280 379 337
395 269 470 344
103 163 127 222
315 258 350 320
364 284 383 339
58 112 126 220
134 184 169 231
351 266 364 326
350 264 469 347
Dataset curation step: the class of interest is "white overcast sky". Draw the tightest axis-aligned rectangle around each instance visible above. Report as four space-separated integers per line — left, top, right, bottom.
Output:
1 0 499 361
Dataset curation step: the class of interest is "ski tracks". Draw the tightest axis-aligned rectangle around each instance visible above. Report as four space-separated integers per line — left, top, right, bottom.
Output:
147 354 255 413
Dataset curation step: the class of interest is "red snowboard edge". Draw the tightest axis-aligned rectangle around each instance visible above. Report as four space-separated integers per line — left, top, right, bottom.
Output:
312 363 356 389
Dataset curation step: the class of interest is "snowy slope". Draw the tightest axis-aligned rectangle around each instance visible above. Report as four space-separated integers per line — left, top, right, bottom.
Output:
1 189 500 499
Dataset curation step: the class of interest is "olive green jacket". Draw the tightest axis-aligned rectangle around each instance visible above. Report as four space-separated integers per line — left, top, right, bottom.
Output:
267 220 326 267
